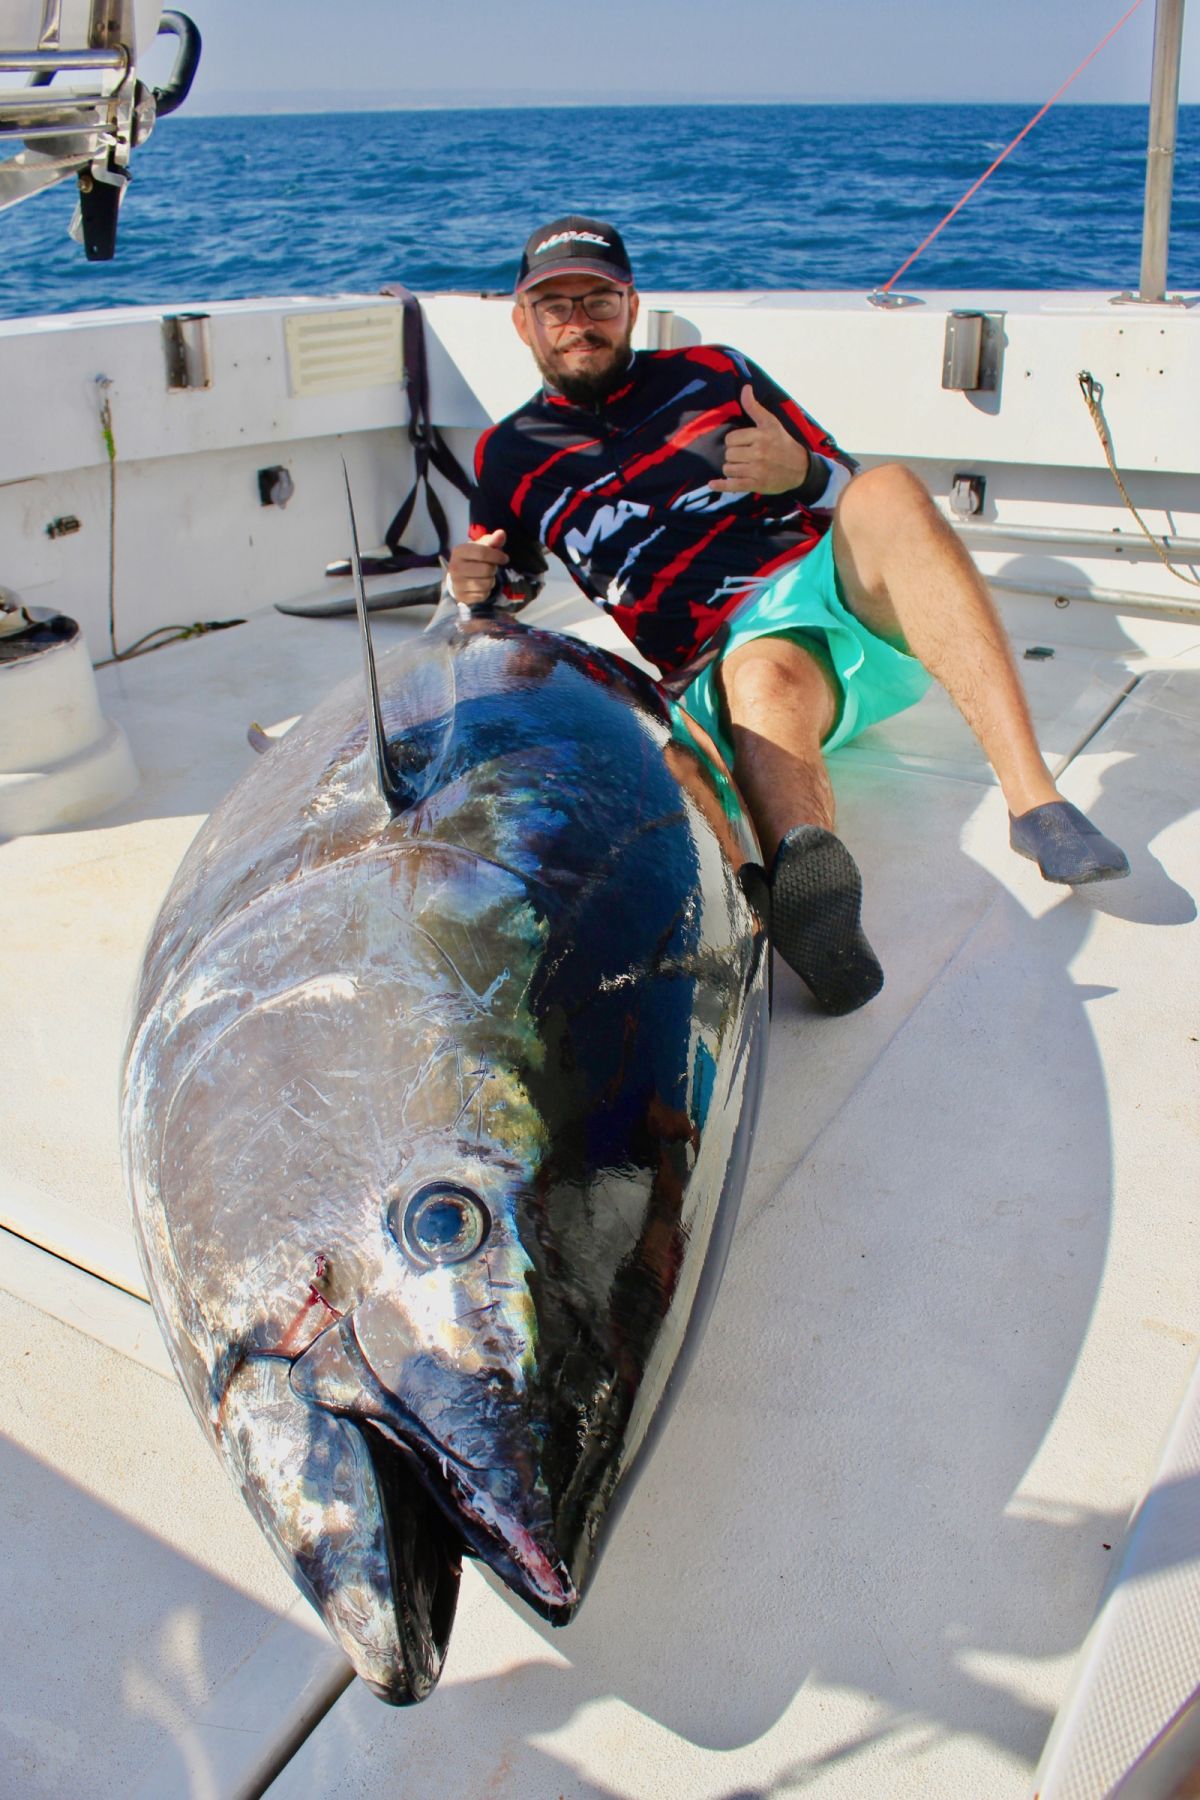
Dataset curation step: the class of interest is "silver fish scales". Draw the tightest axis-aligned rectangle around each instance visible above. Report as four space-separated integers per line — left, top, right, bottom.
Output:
122 606 769 1703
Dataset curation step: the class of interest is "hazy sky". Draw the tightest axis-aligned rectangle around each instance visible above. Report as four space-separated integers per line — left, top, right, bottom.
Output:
174 0 1200 111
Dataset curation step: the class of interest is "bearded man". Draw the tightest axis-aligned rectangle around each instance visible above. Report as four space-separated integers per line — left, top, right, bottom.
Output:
448 215 1128 1014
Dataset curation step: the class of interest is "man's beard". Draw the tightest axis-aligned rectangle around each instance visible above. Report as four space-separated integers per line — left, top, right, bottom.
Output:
533 331 634 407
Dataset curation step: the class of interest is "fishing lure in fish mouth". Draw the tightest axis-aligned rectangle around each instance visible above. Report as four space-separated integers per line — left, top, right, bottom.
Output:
121 477 770 1704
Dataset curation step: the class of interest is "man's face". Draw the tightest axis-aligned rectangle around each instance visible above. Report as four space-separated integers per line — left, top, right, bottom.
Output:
513 273 639 405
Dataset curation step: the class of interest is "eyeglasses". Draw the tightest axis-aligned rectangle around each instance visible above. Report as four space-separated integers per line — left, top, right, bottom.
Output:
529 290 626 326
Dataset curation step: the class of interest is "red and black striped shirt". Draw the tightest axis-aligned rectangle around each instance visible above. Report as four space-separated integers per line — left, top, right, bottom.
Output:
469 345 856 677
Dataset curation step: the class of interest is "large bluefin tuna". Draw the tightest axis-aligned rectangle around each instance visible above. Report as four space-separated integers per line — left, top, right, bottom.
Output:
122 591 769 1704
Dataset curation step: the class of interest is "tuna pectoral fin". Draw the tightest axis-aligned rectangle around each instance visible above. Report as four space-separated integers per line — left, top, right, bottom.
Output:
220 1357 461 1705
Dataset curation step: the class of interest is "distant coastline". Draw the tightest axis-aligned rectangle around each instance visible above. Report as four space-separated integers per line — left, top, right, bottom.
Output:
185 93 1196 119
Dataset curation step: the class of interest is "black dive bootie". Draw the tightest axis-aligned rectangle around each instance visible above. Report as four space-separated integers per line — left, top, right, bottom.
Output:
768 826 884 1015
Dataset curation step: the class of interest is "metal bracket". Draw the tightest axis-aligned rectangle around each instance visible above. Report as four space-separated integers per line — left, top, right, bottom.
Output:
866 289 924 310
942 312 1005 392
162 312 212 390
1108 290 1193 308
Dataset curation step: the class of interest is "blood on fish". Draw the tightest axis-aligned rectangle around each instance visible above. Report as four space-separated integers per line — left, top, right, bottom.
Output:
276 1254 343 1357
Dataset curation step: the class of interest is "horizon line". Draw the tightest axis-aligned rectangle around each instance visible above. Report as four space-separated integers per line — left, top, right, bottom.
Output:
182 93 1195 119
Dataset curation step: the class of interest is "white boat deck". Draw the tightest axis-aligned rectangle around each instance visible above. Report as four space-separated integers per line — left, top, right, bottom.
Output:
3 574 1198 1798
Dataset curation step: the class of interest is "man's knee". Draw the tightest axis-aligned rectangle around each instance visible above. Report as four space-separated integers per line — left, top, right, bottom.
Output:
718 639 836 739
836 462 935 538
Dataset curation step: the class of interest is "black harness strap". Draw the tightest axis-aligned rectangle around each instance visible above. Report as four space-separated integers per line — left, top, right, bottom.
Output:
326 285 475 581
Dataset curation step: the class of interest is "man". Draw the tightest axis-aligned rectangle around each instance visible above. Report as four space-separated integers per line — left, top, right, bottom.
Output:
448 215 1128 1014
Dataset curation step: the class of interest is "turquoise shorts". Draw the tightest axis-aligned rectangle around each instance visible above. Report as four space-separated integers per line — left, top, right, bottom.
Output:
680 531 932 771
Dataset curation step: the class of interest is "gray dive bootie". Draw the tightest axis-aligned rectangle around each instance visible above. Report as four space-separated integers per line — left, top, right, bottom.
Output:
1009 801 1129 884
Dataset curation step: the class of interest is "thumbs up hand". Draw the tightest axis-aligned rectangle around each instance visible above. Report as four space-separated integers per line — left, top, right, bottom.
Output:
709 384 812 496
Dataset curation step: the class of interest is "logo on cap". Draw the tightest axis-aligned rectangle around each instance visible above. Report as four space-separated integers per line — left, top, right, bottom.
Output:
535 229 611 254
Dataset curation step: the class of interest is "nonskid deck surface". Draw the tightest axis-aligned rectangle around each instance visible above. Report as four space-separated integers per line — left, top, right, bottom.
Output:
1 583 1197 1798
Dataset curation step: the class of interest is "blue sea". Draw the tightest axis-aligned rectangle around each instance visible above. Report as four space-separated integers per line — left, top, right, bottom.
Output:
2 103 1197 317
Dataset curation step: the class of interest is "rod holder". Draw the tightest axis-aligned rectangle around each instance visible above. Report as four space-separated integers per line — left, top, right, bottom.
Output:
644 308 675 350
162 311 212 390
941 311 1004 392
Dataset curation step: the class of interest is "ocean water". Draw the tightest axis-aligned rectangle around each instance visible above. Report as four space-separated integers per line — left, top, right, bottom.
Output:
1 103 1197 318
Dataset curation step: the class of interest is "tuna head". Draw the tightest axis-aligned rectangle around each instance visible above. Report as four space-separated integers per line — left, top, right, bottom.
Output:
132 834 583 1703
218 1155 563 1709
218 1154 571 1707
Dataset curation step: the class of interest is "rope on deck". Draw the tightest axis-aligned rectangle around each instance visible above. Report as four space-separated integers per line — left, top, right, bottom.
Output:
1078 371 1200 588
92 377 246 667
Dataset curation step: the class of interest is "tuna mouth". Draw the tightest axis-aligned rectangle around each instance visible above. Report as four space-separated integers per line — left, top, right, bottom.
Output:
366 1417 579 1621
355 1420 464 1705
289 1316 579 1627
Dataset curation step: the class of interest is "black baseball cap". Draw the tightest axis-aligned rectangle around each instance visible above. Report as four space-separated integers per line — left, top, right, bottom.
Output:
515 215 634 294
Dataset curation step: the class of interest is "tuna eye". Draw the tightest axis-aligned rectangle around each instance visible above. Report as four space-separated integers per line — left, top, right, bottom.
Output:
395 1184 491 1267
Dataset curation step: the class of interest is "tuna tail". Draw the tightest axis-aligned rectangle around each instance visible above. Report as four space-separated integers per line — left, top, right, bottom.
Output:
221 1356 462 1704
342 460 418 815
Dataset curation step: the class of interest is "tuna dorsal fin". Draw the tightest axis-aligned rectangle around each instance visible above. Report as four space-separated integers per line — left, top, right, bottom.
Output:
343 460 415 815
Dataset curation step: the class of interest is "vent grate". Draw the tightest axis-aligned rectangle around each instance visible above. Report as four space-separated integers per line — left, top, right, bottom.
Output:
284 308 404 397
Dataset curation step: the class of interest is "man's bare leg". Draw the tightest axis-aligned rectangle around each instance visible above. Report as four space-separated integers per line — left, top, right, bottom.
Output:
832 464 1128 882
717 635 838 858
717 637 884 1014
832 464 1055 812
